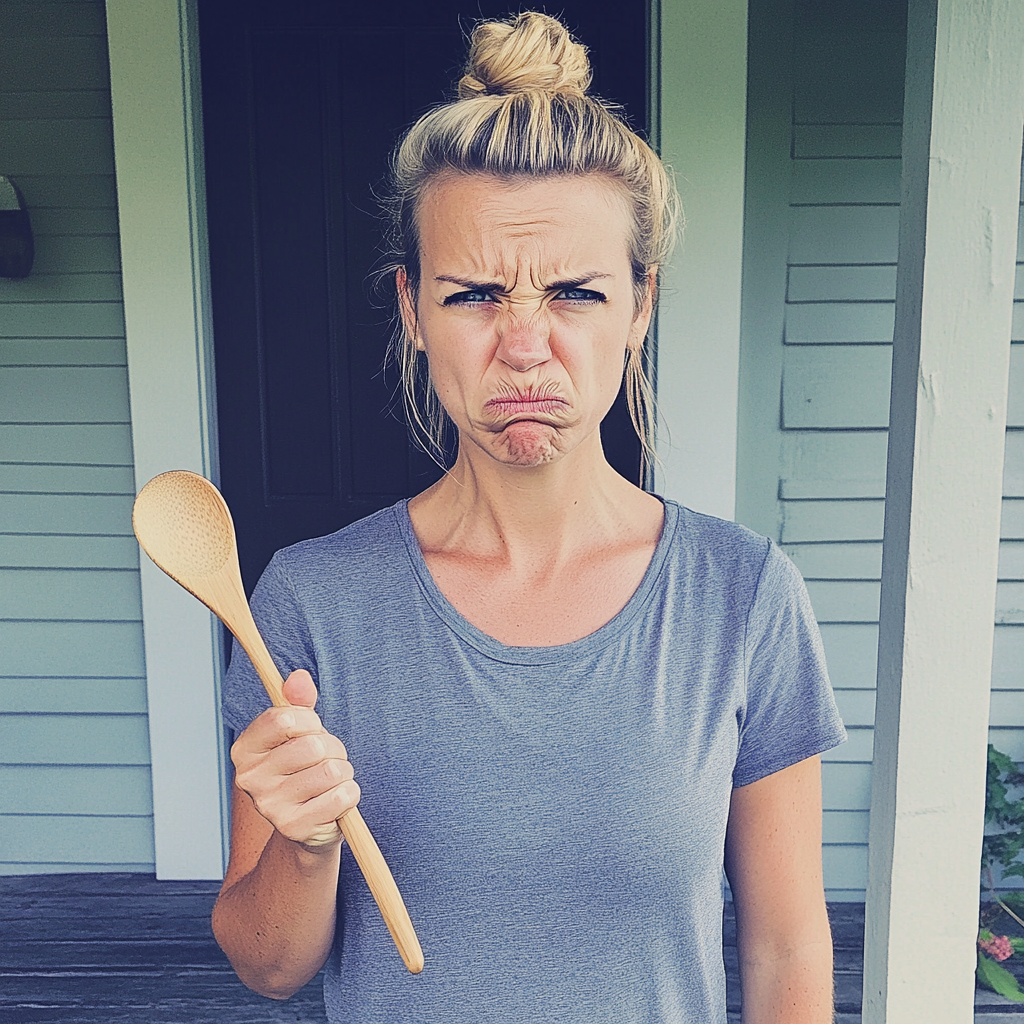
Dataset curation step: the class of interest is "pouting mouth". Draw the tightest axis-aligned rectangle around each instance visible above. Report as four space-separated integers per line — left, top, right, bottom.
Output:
484 396 570 418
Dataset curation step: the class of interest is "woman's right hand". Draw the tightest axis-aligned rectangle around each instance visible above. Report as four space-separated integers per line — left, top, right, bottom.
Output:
230 669 359 851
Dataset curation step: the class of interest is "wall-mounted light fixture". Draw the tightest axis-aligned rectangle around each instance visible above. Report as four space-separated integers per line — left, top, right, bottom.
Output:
0 176 34 279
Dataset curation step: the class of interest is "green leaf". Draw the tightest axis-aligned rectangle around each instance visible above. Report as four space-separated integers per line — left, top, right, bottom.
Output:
1010 937 1024 956
977 952 1024 1001
984 745 1024 885
991 745 1019 776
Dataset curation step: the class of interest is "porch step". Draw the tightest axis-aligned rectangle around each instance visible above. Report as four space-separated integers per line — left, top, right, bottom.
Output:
4 876 1023 1022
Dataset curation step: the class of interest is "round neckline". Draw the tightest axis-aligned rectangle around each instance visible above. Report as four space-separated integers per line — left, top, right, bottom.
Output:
395 496 679 665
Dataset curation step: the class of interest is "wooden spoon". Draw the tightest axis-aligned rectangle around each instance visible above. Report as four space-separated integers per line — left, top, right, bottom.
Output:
132 469 424 974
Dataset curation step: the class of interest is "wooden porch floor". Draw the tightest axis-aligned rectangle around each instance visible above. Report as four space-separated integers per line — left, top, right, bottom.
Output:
1 874 1022 1022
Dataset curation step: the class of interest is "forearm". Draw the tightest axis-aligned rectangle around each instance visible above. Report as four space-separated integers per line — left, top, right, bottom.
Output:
738 938 834 1024
212 829 342 999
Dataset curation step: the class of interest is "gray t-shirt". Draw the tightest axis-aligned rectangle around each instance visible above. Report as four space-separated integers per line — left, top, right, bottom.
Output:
222 498 846 1022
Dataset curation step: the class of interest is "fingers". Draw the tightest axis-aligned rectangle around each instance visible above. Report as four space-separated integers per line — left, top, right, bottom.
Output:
266 742 354 805
282 668 318 708
246 729 349 779
229 670 360 848
238 704 345 760
271 777 362 848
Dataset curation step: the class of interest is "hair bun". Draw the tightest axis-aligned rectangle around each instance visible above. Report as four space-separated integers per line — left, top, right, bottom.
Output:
458 12 592 100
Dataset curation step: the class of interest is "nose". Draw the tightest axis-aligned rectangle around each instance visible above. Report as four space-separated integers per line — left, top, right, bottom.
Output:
496 311 551 373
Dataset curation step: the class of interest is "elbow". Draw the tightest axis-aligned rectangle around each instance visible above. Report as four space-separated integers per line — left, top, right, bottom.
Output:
211 904 309 1001
218 944 312 1001
237 969 305 1001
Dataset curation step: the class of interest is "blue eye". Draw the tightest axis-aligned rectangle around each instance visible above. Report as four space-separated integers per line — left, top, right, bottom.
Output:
557 288 606 303
443 290 494 306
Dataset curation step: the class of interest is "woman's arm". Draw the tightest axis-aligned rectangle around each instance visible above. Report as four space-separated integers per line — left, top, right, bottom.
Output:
211 671 360 999
724 754 834 1024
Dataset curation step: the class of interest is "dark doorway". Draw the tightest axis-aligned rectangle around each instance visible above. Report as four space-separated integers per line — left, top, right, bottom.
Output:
199 0 651 594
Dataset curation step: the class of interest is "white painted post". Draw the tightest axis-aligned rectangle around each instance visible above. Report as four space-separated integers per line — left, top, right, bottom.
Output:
653 0 747 520
862 1 1024 1020
106 0 227 879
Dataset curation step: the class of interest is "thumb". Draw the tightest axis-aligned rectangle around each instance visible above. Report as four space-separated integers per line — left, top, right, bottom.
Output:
281 669 318 709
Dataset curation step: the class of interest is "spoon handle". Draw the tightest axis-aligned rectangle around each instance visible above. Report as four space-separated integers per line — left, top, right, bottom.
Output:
227 611 425 974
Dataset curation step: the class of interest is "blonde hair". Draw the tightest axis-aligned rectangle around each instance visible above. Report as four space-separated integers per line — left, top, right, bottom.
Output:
385 11 680 476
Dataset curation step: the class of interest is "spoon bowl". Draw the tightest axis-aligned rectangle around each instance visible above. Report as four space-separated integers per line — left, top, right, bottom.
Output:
133 470 424 973
133 468 234 579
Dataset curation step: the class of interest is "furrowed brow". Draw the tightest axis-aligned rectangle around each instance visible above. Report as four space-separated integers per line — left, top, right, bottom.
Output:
547 274 612 291
434 275 505 292
434 272 613 293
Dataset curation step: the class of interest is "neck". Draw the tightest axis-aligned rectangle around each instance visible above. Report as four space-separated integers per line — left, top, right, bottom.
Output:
410 430 650 564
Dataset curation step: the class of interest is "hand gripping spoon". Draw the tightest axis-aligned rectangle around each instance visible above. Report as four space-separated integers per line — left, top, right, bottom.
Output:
132 470 424 974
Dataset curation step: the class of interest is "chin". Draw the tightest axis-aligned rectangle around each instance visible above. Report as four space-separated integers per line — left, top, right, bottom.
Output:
492 421 563 467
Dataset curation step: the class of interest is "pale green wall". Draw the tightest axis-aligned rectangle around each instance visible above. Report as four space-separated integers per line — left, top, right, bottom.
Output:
654 0 746 520
736 0 1024 899
0 0 153 873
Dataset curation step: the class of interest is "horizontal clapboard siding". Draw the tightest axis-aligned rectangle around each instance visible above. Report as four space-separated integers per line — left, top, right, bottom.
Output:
0 569 142 620
0 535 139 569
0 0 152 874
789 205 900 263
1 338 126 365
817 624 878 690
790 157 901 205
824 809 870 845
0 367 132 421
794 123 902 158
0 621 145 677
781 432 889 498
783 343 1023 430
3 302 125 337
0 493 135 534
0 816 155 867
792 22 905 123
784 303 895 344
0 424 132 463
782 345 892 428
994 628 1024 689
0 677 147 713
0 764 152 815
742 5 1023 896
0 714 150 765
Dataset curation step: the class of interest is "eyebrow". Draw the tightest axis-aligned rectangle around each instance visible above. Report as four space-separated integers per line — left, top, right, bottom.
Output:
434 275 503 292
433 273 613 292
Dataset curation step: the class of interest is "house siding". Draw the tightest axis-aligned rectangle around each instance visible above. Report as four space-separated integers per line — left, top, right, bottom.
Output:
0 0 153 873
740 0 1024 899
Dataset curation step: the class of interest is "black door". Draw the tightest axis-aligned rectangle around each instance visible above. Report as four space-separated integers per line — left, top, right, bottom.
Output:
199 0 651 594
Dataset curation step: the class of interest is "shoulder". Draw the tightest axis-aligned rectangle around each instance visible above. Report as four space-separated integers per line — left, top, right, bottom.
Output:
656 502 817 636
663 500 772 587
257 501 411 605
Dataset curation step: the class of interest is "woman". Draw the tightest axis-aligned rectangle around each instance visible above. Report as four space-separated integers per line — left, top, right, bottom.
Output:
212 13 846 1023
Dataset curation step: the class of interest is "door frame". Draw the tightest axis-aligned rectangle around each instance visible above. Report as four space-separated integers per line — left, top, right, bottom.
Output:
107 0 227 879
653 0 748 521
106 0 748 879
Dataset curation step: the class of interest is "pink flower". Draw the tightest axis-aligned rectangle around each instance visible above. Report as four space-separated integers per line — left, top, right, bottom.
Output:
980 934 1014 962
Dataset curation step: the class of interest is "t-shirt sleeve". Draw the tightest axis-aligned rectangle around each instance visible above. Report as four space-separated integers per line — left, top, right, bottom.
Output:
733 540 847 788
221 552 318 736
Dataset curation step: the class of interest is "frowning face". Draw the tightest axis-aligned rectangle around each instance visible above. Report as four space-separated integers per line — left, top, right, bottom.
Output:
398 173 653 469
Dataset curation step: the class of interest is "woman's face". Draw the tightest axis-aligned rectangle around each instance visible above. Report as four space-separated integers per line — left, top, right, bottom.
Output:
399 173 653 469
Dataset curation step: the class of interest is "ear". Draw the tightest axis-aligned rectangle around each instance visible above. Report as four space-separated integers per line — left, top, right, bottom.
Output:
627 268 658 353
396 268 425 351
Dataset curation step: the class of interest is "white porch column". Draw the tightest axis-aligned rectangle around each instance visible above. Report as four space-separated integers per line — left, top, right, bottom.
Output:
106 0 226 878
862 1 1024 1020
653 0 747 519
